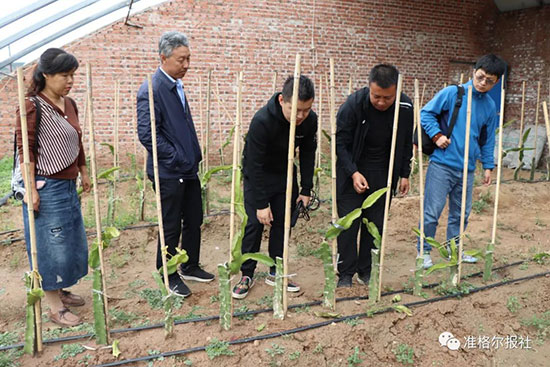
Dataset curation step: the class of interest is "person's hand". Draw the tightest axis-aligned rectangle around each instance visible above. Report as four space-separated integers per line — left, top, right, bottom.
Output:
351 171 369 194
296 194 311 207
482 169 492 186
24 188 40 212
256 207 273 225
399 178 410 196
435 135 451 149
80 172 91 193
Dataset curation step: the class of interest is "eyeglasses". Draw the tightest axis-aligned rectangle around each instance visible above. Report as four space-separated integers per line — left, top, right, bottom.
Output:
474 72 497 86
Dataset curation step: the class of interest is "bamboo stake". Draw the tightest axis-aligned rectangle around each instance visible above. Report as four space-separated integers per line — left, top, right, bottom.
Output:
518 81 526 147
111 80 120 223
86 64 110 343
205 70 212 214
329 60 338 273
199 76 205 174
485 84 506 281
147 74 171 294
213 81 235 125
214 81 225 165
543 101 550 171
17 67 43 353
272 71 277 95
420 83 426 108
531 81 541 179
282 54 301 315
316 74 323 171
140 148 147 221
131 90 138 163
413 79 425 296
459 73 464 84
457 85 473 284
229 72 243 261
376 74 403 301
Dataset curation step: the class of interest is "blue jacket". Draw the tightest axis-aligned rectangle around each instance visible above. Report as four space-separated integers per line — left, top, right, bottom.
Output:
137 68 202 179
421 80 497 172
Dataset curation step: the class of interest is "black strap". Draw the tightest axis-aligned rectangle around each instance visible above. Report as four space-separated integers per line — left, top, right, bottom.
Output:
445 85 465 138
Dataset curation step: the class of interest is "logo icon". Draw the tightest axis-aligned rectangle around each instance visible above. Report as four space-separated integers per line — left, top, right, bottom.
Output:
439 332 461 351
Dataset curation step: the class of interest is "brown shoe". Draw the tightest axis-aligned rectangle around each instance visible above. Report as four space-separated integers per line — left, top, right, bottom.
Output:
59 290 85 307
49 308 82 327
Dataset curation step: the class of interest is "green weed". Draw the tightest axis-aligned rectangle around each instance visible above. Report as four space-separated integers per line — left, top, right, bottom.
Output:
139 288 183 310
110 308 141 326
288 351 301 361
392 343 414 365
347 346 363 367
54 344 85 361
506 296 521 313
265 343 285 358
521 311 550 342
344 317 364 327
205 338 234 360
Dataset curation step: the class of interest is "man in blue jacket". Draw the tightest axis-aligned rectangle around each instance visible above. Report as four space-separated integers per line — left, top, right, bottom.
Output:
418 54 506 268
137 31 214 297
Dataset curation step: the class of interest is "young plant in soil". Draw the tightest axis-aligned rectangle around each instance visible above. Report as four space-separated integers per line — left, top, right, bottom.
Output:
23 271 44 355
320 188 388 309
89 226 120 344
362 218 382 302
218 168 274 330
151 247 189 337
200 165 232 212
413 229 482 287
99 143 121 226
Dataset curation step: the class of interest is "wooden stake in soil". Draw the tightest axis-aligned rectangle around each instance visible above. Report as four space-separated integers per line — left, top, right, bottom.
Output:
457 85 473 284
413 79 425 296
459 73 464 84
131 90 138 163
485 84 506 281
531 81 542 180
229 72 243 260
110 80 120 224
518 81 526 147
139 148 148 222
17 67 43 354
282 54 301 315
316 74 323 171
86 64 110 344
376 74 403 301
329 60 338 273
214 81 226 165
542 101 550 172
199 76 205 174
147 74 171 293
272 71 277 94
205 69 212 214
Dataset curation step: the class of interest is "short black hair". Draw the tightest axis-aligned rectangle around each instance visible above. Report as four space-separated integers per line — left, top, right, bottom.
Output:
281 75 315 102
368 64 399 89
474 54 506 78
29 48 79 95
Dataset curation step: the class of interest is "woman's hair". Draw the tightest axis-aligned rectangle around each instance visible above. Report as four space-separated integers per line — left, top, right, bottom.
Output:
28 48 79 95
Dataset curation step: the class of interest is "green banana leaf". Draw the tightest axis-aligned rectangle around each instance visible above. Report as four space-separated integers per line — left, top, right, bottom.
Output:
100 143 115 156
363 219 381 249
162 248 189 275
200 165 232 189
241 253 275 267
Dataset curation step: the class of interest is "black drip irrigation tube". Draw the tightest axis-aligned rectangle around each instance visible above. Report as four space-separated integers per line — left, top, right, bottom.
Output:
92 270 550 367
0 260 525 352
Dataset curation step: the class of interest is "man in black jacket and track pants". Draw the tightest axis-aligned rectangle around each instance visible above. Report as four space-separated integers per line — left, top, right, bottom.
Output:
335 64 413 288
231 75 317 299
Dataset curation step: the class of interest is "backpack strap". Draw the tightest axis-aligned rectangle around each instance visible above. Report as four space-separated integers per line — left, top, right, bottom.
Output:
446 85 465 138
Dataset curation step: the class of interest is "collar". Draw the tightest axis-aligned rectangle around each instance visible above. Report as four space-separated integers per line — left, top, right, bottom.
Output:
463 80 484 99
159 67 184 89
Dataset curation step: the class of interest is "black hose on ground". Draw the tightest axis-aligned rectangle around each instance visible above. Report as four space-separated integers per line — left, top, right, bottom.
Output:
92 270 550 367
0 259 529 352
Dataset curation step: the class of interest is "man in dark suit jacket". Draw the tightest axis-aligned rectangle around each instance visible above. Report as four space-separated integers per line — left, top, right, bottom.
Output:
335 64 413 288
137 31 214 298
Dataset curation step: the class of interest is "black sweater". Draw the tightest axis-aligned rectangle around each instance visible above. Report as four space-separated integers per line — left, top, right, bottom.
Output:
335 87 413 193
242 93 318 210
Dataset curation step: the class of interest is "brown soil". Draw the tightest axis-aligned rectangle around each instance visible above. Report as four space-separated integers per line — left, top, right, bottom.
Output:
0 167 549 366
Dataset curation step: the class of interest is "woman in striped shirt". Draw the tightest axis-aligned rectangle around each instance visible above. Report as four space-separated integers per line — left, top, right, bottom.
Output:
16 48 90 327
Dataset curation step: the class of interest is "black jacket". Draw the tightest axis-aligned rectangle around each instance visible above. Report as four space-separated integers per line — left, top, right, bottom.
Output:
242 93 318 210
137 68 202 180
336 87 413 193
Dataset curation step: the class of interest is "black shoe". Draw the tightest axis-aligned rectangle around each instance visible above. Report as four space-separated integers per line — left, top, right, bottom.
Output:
167 276 191 298
337 275 352 288
357 272 370 285
180 266 215 283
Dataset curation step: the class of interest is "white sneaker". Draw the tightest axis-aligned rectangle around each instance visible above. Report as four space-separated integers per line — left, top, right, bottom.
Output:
422 254 433 269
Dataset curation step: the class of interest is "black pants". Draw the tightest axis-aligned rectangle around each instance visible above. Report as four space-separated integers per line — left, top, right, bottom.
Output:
152 177 203 273
336 169 390 277
240 178 298 278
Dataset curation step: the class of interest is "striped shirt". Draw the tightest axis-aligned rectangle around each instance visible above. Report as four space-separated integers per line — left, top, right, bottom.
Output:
16 93 85 179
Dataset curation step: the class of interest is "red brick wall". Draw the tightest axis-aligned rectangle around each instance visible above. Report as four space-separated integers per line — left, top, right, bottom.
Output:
2 0 545 164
